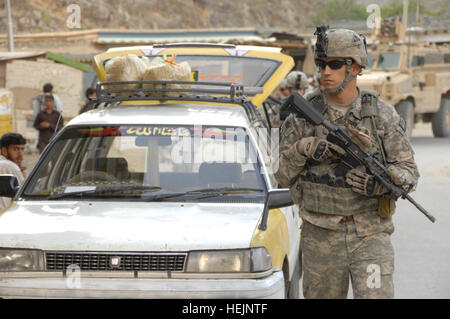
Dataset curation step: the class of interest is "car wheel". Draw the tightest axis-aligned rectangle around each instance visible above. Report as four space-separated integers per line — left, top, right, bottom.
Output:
396 100 414 138
284 256 300 299
432 98 450 138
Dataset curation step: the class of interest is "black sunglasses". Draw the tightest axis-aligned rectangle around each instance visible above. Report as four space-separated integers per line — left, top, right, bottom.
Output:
315 59 347 70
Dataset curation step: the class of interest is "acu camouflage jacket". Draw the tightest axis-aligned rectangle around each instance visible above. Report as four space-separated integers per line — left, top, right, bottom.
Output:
275 88 420 236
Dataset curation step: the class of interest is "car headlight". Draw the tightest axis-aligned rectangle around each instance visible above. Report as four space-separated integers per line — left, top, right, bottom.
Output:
186 247 271 273
0 248 44 271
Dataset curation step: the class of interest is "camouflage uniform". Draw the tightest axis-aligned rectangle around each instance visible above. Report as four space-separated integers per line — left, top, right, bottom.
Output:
259 100 284 129
261 72 310 129
276 87 419 298
285 71 309 93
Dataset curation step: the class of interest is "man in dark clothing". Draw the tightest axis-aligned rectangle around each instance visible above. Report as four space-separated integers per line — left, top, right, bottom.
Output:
79 87 96 114
33 95 63 153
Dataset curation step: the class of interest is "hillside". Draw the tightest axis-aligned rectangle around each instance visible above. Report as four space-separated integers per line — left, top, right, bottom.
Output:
1 0 325 34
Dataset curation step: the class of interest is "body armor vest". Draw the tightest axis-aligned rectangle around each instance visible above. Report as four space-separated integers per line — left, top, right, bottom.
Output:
298 90 385 216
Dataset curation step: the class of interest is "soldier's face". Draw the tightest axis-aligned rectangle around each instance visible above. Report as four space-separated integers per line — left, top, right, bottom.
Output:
319 57 347 90
318 57 361 91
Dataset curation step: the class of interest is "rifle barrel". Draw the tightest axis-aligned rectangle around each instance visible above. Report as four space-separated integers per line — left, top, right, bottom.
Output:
405 194 436 223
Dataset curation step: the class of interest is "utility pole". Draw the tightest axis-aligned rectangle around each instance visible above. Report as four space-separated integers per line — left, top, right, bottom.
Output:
416 0 421 24
402 0 408 28
6 0 15 52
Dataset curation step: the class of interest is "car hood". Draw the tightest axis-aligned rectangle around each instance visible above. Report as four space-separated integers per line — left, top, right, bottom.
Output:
0 201 263 251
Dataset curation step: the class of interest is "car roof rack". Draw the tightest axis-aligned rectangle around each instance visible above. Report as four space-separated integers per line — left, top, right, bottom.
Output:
152 43 237 49
82 80 265 123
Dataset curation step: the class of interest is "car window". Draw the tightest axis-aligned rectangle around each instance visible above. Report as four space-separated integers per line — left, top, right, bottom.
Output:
103 55 280 87
22 125 267 201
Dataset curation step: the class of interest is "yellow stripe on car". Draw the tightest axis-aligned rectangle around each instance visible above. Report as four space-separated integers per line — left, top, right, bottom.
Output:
250 208 289 269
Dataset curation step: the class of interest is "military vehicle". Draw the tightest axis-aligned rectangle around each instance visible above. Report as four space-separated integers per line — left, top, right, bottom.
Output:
358 17 450 137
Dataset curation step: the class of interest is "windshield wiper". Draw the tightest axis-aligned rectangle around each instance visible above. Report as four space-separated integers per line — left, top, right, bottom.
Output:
47 185 162 200
144 187 264 201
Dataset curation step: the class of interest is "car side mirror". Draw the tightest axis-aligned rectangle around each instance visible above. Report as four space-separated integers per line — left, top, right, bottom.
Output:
258 189 294 230
0 175 19 198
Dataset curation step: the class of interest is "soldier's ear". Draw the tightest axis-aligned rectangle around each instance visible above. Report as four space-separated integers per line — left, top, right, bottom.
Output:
351 63 361 76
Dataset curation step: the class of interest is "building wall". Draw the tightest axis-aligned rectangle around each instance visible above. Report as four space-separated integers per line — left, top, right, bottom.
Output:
5 59 83 143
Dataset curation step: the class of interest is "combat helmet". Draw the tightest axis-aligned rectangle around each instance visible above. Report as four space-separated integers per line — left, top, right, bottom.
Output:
279 78 288 90
285 71 309 90
314 25 368 94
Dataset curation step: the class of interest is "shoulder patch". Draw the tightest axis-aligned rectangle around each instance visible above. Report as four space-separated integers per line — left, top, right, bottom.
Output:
281 114 295 137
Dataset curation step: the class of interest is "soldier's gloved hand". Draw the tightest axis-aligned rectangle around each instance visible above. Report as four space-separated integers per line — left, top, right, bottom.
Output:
345 169 386 196
296 136 345 162
385 165 408 186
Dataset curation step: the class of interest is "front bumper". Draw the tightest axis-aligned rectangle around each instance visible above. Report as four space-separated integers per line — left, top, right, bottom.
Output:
0 270 285 299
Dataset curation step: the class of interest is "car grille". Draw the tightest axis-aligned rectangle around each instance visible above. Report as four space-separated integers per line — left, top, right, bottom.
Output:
45 251 187 272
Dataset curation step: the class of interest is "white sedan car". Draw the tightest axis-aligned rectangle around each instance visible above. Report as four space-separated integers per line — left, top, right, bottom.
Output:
0 44 301 298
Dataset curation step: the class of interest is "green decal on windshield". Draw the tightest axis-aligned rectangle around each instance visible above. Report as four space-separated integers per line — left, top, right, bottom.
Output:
126 127 190 137
78 127 121 136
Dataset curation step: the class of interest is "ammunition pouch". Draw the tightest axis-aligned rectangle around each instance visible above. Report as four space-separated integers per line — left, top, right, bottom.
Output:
378 195 396 219
299 173 380 216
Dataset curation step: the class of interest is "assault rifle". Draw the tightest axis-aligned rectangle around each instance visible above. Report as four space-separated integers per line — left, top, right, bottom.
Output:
281 92 436 223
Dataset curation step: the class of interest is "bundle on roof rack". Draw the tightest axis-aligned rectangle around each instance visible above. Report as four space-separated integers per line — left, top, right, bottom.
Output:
105 54 149 97
143 56 192 97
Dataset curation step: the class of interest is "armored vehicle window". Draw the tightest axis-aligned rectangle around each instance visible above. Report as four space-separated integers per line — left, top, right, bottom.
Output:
424 53 444 65
411 55 425 67
444 54 450 64
367 53 374 69
378 52 400 69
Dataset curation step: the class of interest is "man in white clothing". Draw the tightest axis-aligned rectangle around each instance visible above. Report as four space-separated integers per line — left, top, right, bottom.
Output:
0 133 26 211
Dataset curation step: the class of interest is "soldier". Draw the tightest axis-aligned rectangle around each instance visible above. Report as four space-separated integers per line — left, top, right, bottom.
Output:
284 70 309 96
260 80 287 129
275 26 420 299
279 78 289 98
261 72 310 129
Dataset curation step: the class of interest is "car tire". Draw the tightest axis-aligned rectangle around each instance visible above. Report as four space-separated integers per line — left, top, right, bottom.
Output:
432 98 450 138
285 255 300 299
396 100 414 138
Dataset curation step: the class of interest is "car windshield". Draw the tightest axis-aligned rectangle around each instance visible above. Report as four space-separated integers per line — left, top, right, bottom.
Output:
22 125 267 202
377 52 400 69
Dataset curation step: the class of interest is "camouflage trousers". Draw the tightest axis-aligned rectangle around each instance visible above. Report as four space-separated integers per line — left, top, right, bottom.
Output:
301 217 395 299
